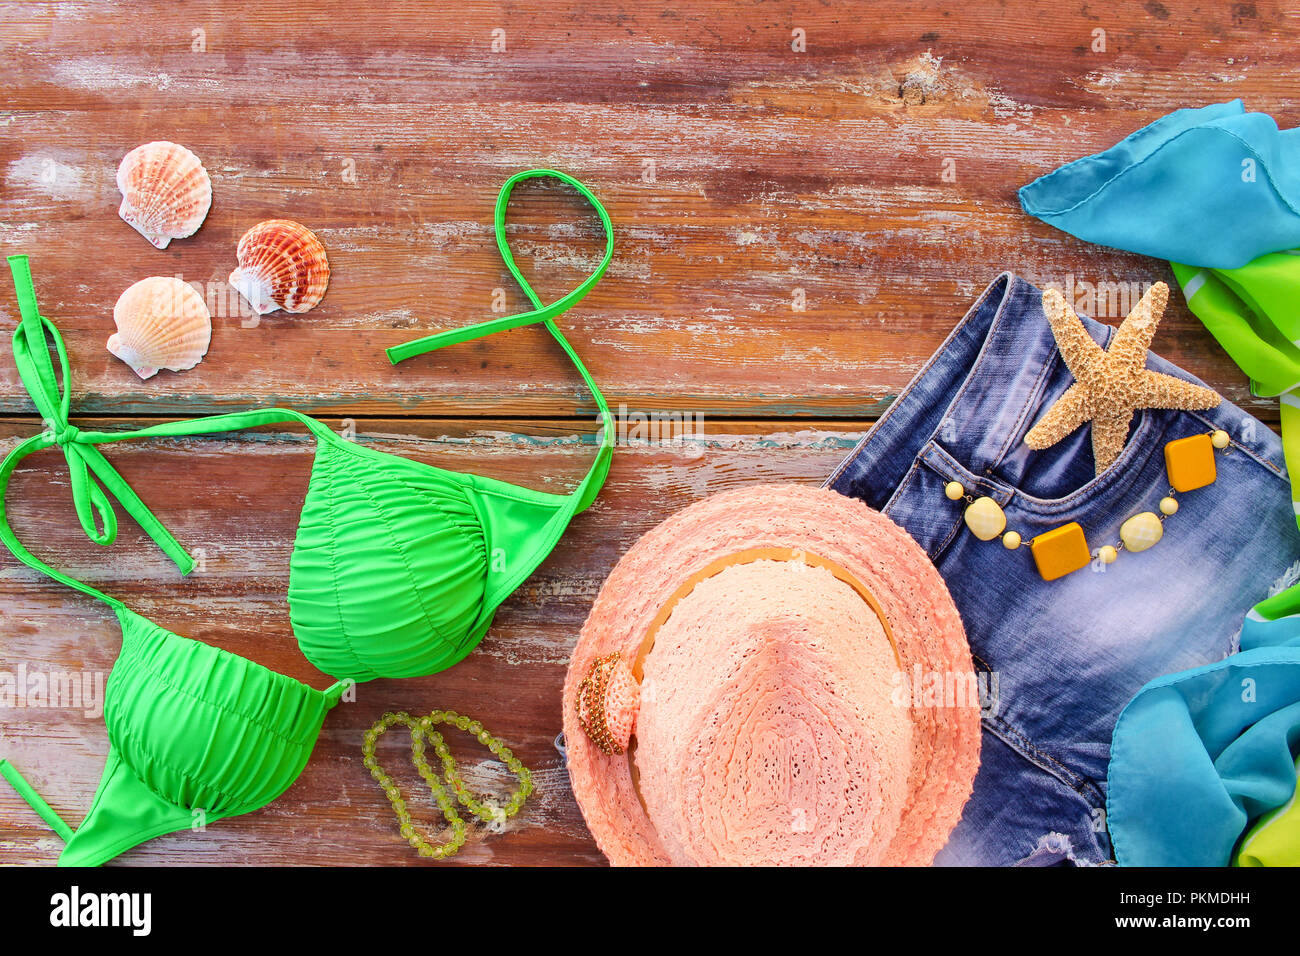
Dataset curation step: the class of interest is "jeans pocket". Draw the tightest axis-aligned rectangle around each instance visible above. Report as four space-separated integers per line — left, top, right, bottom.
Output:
882 443 1017 561
914 410 1172 550
956 411 1162 517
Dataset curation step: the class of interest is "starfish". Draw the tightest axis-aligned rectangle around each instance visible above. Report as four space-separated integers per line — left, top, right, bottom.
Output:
1024 281 1220 474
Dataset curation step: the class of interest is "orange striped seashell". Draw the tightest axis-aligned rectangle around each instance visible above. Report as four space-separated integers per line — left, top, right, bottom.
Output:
228 219 330 315
116 141 212 249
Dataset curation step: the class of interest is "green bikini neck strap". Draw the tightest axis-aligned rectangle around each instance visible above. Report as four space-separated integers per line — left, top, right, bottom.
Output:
0 255 195 607
0 255 337 605
385 169 615 506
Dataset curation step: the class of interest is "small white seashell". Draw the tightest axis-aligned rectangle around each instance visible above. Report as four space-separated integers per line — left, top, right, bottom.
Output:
108 277 212 380
116 141 212 249
228 219 330 314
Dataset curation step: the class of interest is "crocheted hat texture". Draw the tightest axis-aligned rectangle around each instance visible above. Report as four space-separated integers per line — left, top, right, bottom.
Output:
562 484 980 866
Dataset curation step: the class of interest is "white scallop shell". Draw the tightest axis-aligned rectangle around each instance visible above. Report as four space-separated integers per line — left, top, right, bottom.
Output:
228 219 330 314
116 141 212 249
108 277 212 380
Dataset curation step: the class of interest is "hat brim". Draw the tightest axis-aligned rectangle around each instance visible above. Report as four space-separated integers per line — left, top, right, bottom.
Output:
562 483 981 866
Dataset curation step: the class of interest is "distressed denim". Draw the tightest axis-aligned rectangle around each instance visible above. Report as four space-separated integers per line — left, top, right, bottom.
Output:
825 273 1300 866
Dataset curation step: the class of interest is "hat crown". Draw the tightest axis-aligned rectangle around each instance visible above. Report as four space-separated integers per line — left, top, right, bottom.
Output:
634 560 911 866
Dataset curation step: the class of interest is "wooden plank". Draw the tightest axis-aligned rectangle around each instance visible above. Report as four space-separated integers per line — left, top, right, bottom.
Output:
0 0 1295 867
0 419 864 865
0 1 1293 417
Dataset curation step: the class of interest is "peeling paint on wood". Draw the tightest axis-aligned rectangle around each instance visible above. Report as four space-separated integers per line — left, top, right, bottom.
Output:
0 0 1293 865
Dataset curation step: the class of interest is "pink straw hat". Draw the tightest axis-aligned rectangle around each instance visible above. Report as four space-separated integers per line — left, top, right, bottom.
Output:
562 484 981 866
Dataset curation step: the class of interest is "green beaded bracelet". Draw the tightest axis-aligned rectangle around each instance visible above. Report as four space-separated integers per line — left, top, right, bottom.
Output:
361 710 534 860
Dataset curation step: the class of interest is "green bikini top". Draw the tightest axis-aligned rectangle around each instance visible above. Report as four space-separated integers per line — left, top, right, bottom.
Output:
0 169 614 866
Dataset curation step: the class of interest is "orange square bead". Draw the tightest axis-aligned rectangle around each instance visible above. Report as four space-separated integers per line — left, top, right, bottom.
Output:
1030 522 1091 581
1164 434 1217 493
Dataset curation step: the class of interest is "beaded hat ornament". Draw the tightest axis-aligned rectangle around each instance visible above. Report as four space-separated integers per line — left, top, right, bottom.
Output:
562 484 981 866
575 652 640 756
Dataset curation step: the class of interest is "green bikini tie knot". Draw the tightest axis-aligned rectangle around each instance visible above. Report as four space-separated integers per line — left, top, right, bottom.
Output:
7 254 194 573
51 422 79 445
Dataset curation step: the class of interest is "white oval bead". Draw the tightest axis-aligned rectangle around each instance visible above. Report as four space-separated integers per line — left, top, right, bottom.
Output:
1120 511 1164 553
964 496 1006 542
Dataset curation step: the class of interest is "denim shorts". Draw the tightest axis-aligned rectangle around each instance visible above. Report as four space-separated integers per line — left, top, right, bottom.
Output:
825 273 1300 866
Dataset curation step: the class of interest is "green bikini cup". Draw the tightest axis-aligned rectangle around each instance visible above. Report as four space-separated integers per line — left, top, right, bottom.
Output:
0 608 351 867
0 169 614 865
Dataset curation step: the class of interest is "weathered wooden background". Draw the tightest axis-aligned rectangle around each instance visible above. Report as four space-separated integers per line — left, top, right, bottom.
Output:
0 0 1294 866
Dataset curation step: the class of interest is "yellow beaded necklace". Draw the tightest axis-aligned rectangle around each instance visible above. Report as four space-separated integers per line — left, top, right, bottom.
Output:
945 429 1230 581
361 710 533 860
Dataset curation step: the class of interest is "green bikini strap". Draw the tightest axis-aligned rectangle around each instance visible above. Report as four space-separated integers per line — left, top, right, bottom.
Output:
385 170 614 510
0 758 74 842
0 256 196 606
0 256 339 604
